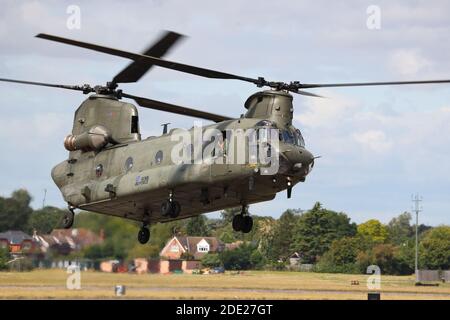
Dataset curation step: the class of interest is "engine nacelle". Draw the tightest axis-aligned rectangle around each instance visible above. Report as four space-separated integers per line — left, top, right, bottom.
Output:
64 125 111 152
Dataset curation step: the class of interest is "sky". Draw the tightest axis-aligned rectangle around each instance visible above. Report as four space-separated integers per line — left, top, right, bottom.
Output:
0 0 449 226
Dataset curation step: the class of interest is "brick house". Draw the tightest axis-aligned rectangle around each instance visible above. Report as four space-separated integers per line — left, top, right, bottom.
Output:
156 236 224 273
33 228 104 256
0 230 35 254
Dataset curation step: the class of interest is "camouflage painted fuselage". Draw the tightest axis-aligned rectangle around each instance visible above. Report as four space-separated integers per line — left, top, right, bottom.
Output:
51 90 314 224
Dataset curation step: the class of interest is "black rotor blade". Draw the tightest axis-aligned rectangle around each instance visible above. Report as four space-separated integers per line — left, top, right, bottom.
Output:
299 79 450 89
0 77 91 92
36 33 259 84
295 90 325 98
112 31 185 84
122 93 232 123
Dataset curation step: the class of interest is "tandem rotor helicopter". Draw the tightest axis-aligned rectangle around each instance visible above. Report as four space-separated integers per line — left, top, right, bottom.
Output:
1 31 449 244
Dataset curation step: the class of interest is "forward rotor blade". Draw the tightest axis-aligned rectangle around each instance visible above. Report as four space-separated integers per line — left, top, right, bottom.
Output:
295 90 325 98
0 77 91 92
122 93 233 123
36 33 259 84
112 31 185 84
299 79 450 89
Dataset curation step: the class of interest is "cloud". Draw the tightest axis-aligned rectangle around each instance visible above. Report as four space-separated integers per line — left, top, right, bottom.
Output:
353 130 393 154
294 93 359 129
388 49 432 77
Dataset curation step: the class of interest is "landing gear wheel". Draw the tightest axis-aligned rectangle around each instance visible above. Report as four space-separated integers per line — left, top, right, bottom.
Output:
62 209 74 229
170 201 181 218
241 216 253 233
138 227 150 244
161 200 172 217
232 214 244 232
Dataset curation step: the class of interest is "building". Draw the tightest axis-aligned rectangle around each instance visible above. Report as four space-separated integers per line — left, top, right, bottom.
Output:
160 236 224 260
33 228 104 256
157 236 225 273
0 230 35 254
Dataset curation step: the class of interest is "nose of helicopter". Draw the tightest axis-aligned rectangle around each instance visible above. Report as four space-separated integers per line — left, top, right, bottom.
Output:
280 146 315 175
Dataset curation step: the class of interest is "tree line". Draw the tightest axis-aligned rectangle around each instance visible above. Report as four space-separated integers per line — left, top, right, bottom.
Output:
0 189 449 274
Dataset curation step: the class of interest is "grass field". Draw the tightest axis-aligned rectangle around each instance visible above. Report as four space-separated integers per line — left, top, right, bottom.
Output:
0 270 449 299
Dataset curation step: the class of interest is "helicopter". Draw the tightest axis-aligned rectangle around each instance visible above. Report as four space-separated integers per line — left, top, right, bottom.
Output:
1 31 450 244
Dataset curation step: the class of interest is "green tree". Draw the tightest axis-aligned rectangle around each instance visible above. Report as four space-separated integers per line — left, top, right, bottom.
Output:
127 243 160 260
316 237 362 273
387 212 413 245
419 226 450 270
27 206 65 234
220 207 241 225
186 215 210 236
75 212 139 260
261 209 298 262
0 189 33 232
201 253 221 268
357 219 389 244
290 202 357 263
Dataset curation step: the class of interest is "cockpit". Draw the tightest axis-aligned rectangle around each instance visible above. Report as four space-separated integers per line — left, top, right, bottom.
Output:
280 128 305 148
255 120 305 148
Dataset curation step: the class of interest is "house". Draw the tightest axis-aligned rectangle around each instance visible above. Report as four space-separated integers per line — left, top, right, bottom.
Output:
225 240 244 251
160 236 224 260
33 228 104 256
289 252 301 266
158 236 225 273
0 230 35 254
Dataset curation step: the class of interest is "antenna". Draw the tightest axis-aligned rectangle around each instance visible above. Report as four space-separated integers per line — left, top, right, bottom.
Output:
411 193 422 283
162 123 171 134
42 188 47 209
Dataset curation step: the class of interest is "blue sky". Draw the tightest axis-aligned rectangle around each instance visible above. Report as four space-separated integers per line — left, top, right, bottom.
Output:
0 0 449 225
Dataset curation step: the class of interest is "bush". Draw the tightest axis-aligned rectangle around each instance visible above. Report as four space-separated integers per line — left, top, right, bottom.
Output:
0 248 10 270
356 244 412 275
219 244 261 270
8 257 34 272
201 253 221 268
250 250 266 270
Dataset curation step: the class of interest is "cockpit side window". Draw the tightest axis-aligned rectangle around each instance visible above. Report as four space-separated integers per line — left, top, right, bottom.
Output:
131 115 139 134
294 129 305 147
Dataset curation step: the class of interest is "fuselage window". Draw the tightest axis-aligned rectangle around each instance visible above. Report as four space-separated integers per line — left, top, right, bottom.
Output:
125 157 133 172
95 164 103 178
155 150 163 165
131 115 139 134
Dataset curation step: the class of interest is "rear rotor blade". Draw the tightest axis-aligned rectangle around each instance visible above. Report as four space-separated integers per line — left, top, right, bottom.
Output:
36 33 259 84
112 31 185 84
0 77 92 93
299 79 450 89
122 93 233 123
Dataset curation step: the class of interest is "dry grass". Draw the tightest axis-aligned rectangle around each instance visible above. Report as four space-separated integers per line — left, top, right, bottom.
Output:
0 270 449 300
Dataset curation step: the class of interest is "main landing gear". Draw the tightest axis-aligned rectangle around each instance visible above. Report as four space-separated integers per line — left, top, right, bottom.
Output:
138 224 150 244
232 205 253 234
161 190 181 218
62 206 75 229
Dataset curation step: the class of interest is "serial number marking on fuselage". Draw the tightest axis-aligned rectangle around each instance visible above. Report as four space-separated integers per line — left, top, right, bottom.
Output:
135 175 149 186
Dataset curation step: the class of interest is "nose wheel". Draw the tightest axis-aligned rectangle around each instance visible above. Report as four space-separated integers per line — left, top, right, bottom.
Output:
138 226 150 244
62 207 75 229
232 206 253 233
